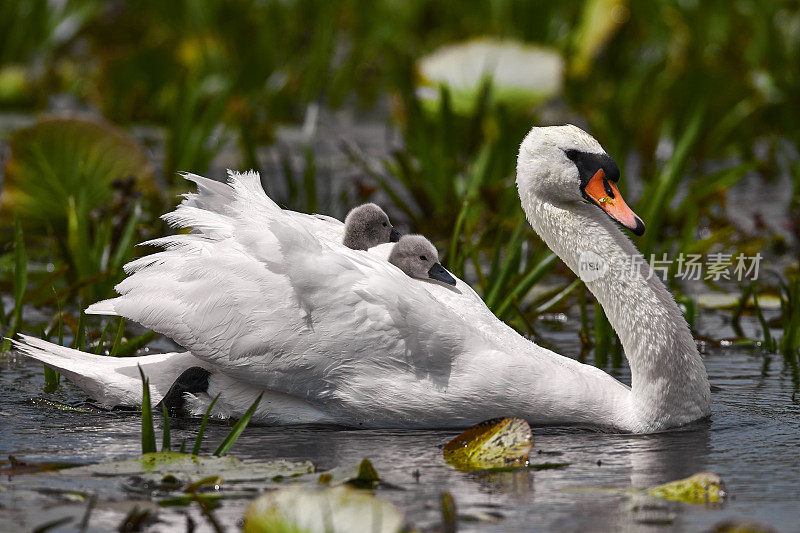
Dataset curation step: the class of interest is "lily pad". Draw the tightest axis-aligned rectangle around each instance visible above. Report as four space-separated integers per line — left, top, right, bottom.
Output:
1 116 154 226
63 452 313 484
443 418 533 472
647 472 727 505
243 486 405 533
416 38 563 114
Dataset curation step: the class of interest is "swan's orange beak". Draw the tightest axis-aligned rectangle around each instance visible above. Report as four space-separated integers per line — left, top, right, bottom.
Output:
584 169 645 236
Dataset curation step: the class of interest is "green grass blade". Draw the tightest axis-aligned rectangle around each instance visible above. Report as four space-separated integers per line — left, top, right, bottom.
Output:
161 403 171 452
485 221 526 309
1 216 27 351
640 105 706 255
43 365 60 393
12 216 27 320
446 200 470 272
442 492 457 533
193 394 220 456
109 202 142 269
579 284 590 350
94 319 114 355
594 301 611 367
731 285 753 338
213 393 262 457
74 308 86 352
57 299 64 346
115 329 156 357
44 293 65 392
534 278 581 314
139 366 156 454
779 279 800 356
110 318 125 357
752 291 775 352
495 252 557 317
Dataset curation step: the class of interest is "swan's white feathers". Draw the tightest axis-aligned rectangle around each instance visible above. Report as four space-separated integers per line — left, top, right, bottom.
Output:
161 205 234 238
84 299 117 316
11 334 204 407
95 170 482 405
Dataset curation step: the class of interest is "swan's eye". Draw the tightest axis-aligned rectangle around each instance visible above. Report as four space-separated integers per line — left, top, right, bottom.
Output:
419 255 427 261
382 222 388 227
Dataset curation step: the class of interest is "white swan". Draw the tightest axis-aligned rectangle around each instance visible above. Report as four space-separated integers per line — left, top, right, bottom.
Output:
14 125 710 432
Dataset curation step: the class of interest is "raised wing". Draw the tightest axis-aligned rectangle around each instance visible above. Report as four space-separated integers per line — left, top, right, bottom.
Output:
179 171 345 242
87 171 491 401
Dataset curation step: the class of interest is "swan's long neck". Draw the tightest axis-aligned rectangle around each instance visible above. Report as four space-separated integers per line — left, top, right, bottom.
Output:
522 195 710 431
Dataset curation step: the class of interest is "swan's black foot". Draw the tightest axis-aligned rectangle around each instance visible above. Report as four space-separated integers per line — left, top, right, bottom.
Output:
157 367 211 415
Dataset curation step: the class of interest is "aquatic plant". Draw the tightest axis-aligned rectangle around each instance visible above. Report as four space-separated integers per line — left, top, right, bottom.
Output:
647 472 727 505
2 117 153 222
244 485 405 533
778 278 800 358
138 369 262 458
443 417 533 472
2 117 155 302
0 217 26 352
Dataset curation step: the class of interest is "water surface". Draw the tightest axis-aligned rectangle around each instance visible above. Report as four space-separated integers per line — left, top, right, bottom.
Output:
1 311 798 532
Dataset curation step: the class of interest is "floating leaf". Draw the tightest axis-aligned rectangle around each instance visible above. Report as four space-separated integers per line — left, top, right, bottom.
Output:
66 452 313 485
443 418 533 472
0 455 82 475
244 486 404 533
289 459 381 489
647 472 727 505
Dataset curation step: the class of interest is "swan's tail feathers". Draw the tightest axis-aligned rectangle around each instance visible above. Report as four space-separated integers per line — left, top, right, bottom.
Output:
12 334 201 408
84 299 119 316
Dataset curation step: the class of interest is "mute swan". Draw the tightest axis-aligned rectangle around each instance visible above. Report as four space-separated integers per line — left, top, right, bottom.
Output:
342 203 401 249
13 125 710 432
388 235 456 285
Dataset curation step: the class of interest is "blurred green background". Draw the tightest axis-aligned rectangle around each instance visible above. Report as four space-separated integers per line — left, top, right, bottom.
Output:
1 0 798 360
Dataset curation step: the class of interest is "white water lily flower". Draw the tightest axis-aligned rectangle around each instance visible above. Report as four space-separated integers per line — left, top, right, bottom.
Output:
416 38 564 113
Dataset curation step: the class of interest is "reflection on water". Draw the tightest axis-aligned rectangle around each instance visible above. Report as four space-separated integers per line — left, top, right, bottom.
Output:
1 311 798 532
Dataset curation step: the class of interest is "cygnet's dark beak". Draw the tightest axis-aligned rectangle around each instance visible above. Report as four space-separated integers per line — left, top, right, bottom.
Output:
389 227 401 242
428 263 456 285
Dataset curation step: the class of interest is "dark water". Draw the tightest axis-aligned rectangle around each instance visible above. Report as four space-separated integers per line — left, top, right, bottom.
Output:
1 311 798 532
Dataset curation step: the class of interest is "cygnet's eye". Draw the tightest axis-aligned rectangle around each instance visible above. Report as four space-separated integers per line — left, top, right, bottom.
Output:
382 222 388 227
419 255 427 261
